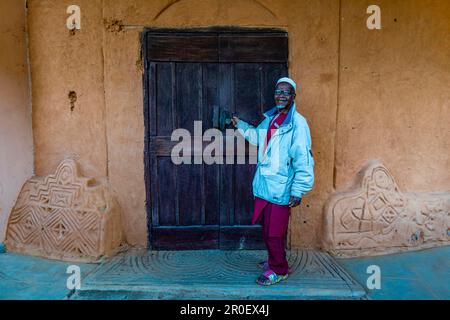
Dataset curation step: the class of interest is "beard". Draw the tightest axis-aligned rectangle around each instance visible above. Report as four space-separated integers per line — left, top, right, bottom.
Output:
276 100 290 109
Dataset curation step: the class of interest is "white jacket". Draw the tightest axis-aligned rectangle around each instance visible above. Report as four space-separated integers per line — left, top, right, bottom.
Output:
236 104 315 205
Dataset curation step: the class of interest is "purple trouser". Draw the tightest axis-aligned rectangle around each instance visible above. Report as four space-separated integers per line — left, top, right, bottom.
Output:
256 198 290 275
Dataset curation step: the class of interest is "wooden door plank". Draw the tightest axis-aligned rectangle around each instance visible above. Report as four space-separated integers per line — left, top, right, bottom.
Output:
234 63 264 126
155 63 174 136
149 136 255 157
176 63 202 133
147 35 218 62
152 226 219 250
202 63 221 226
149 62 157 136
156 157 177 226
177 162 203 226
150 154 159 228
233 63 261 226
218 64 235 226
219 34 288 63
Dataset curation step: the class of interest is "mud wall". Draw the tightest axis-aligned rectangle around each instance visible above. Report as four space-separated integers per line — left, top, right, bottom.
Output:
335 0 450 193
0 0 33 243
26 0 449 249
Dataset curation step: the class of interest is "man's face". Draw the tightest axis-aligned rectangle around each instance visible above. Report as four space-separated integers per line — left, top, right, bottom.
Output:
274 82 296 109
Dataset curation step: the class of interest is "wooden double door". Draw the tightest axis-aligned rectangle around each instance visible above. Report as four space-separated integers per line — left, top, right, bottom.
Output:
143 28 288 250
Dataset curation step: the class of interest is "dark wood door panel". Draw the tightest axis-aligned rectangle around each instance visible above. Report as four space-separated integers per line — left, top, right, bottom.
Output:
152 226 219 250
176 63 203 133
155 156 177 226
177 163 203 225
202 63 220 130
155 62 175 136
234 63 264 127
145 29 288 250
147 35 218 62
149 136 257 157
219 34 288 63
146 30 288 63
151 156 221 227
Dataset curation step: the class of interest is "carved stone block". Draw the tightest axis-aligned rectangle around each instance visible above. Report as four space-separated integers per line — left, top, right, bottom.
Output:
323 161 449 257
5 159 123 262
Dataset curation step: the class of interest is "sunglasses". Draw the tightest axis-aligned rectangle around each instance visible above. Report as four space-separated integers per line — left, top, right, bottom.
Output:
274 89 293 96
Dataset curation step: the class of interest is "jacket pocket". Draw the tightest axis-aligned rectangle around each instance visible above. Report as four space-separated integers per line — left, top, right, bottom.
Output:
263 174 288 184
259 158 290 178
262 174 289 203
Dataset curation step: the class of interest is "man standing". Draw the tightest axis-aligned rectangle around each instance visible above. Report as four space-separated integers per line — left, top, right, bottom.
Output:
232 77 314 286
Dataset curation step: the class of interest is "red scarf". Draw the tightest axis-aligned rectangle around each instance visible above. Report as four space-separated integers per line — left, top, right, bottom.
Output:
263 111 288 153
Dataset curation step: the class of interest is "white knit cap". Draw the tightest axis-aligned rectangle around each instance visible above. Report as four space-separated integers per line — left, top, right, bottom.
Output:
276 77 297 91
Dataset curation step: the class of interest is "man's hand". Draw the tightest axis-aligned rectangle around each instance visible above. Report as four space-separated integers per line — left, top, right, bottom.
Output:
231 116 240 127
289 196 302 208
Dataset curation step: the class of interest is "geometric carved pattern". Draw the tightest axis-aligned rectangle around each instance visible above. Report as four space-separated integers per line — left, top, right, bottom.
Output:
73 250 366 300
5 159 123 262
323 160 450 257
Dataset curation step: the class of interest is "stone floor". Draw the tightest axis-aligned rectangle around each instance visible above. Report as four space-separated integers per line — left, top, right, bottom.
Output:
0 246 448 300
338 246 450 300
0 252 97 300
70 250 365 300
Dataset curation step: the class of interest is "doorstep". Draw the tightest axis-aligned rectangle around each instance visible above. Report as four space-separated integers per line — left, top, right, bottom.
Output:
70 249 366 300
